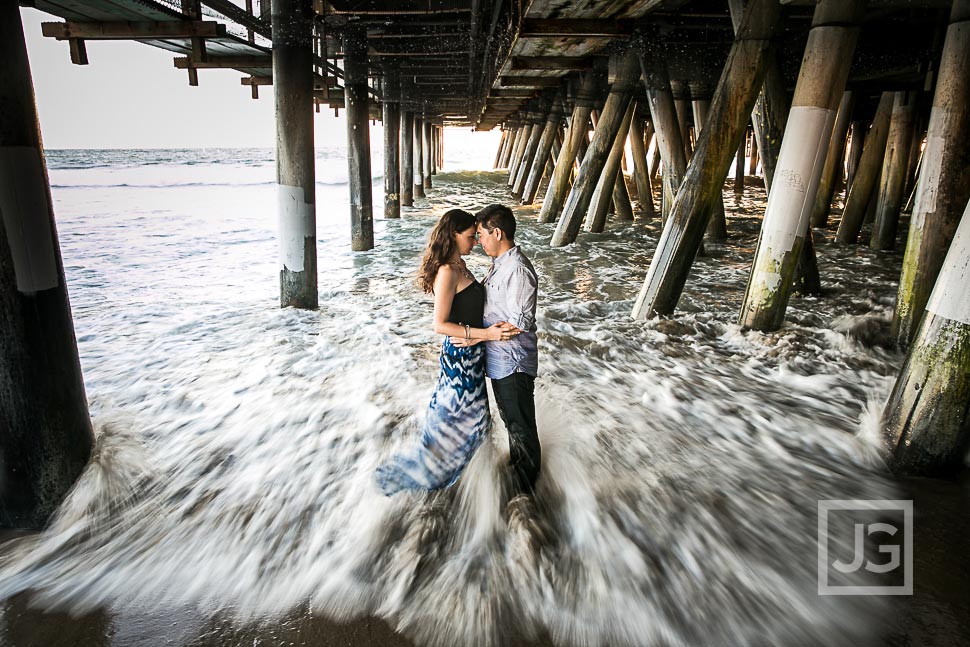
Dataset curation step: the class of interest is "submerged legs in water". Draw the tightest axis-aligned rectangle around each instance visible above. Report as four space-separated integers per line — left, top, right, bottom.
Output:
491 373 541 495
377 340 490 495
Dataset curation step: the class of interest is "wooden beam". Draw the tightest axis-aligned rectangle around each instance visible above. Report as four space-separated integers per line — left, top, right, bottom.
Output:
519 18 634 38
68 38 88 65
42 20 226 40
500 76 562 88
174 55 271 69
490 88 537 98
510 56 591 71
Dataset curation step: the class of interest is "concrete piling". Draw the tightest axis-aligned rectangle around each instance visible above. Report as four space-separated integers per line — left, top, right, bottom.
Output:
551 48 640 247
883 195 970 475
0 2 95 529
273 0 317 305
835 92 894 244
870 91 917 250
632 0 781 320
893 0 970 348
738 0 864 331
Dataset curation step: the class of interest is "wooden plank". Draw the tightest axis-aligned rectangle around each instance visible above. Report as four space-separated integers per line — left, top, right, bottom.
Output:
519 18 634 38
174 55 271 69
67 37 88 64
500 75 562 87
42 20 226 40
490 88 538 98
511 56 591 71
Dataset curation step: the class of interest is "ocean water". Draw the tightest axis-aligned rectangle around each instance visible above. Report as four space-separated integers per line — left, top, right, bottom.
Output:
1 138 909 646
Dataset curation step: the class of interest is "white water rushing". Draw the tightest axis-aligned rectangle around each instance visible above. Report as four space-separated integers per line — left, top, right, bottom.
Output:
1 144 906 645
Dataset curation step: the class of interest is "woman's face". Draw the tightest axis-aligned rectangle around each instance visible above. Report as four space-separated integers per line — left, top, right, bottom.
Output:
455 226 477 256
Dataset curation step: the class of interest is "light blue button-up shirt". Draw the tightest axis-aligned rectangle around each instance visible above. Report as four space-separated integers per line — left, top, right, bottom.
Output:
482 245 538 379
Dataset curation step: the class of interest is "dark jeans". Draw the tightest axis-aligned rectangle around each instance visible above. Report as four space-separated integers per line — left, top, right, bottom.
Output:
491 372 540 495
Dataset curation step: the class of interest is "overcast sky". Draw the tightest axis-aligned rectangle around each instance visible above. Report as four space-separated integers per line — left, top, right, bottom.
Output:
21 7 349 149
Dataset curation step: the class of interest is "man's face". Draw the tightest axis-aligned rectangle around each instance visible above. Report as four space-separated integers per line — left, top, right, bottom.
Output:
477 224 499 257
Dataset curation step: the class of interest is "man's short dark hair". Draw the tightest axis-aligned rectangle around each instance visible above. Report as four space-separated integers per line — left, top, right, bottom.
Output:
476 204 516 240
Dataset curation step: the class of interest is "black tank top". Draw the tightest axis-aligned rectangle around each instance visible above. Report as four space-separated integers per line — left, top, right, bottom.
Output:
448 280 485 327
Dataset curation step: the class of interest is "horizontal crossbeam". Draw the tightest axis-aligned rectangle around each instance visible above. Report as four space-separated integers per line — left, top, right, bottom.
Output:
174 55 271 69
518 19 634 38
42 20 226 40
510 56 591 71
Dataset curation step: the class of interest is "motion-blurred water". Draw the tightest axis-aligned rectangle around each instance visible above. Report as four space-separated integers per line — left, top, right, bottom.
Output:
1 139 907 646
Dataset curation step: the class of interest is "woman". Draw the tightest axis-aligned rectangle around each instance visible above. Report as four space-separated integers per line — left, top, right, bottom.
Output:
377 209 520 496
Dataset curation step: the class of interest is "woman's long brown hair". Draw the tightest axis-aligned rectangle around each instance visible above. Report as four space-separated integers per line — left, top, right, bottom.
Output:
418 209 476 293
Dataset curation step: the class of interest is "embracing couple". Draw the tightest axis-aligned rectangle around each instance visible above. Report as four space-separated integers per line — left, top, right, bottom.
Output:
377 204 540 502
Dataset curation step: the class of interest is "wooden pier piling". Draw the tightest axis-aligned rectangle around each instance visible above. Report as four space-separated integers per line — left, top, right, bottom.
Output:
734 133 746 195
523 91 563 204
414 117 425 198
507 123 530 189
344 27 374 251
423 120 433 190
811 90 854 228
728 0 787 194
585 102 636 233
494 129 509 169
538 70 597 224
691 98 728 240
630 116 656 218
273 0 317 305
513 105 547 200
632 0 781 320
871 91 917 250
845 119 866 192
400 111 414 206
893 0 970 349
836 92 894 244
639 37 688 223
1 3 95 529
382 66 401 220
551 47 640 248
883 195 970 475
738 0 864 331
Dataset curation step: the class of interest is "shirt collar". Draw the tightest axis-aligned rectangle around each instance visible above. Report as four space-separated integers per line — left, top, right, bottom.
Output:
492 245 519 268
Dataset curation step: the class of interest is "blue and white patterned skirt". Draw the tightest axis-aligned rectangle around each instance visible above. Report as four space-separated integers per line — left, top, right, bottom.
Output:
377 338 490 496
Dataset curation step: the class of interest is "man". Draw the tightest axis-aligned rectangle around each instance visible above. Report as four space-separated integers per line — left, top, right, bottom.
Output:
475 204 540 497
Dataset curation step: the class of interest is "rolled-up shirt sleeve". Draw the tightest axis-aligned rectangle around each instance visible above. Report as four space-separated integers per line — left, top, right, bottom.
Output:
507 267 538 331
